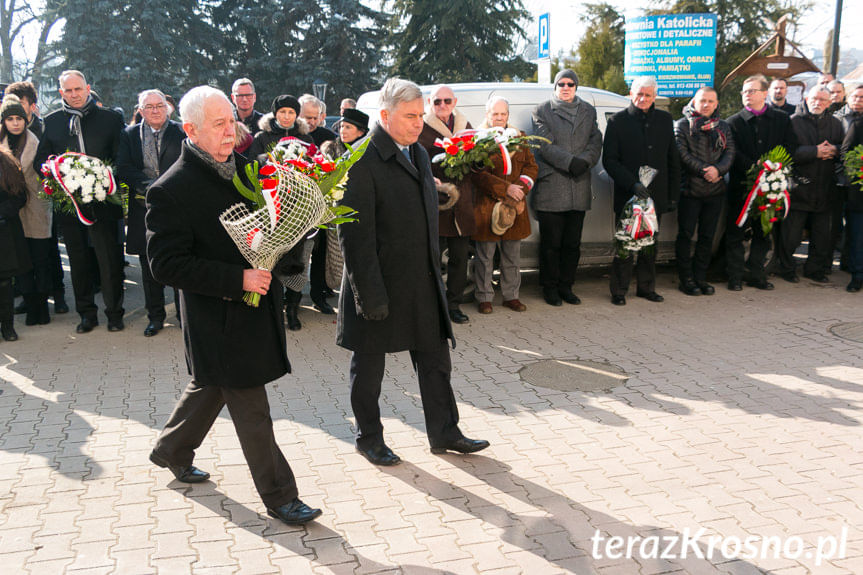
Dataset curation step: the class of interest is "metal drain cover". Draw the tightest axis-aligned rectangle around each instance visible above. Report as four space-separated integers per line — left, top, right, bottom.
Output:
830 322 863 343
519 359 628 392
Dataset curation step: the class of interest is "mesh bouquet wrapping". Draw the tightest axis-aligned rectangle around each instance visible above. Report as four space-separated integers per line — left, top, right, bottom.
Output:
219 163 334 292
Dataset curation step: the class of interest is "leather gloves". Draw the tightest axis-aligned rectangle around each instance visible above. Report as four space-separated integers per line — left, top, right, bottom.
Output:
631 182 650 199
568 157 590 177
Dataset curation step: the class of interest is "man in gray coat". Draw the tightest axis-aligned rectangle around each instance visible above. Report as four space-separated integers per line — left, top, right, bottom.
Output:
531 69 602 306
337 78 489 467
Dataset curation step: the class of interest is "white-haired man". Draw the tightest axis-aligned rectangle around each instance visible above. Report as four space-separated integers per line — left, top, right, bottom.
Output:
603 75 680 305
337 78 489 467
116 89 184 336
299 94 336 147
145 85 321 526
778 85 843 283
33 70 126 333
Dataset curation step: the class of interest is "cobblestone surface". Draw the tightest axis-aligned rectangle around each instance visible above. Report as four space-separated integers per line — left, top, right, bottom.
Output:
1 256 862 573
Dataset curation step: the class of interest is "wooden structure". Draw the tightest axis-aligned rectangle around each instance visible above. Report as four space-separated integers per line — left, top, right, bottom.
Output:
720 15 820 90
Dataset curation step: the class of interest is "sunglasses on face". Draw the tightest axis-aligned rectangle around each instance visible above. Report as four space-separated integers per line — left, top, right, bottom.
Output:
557 82 576 88
433 98 453 106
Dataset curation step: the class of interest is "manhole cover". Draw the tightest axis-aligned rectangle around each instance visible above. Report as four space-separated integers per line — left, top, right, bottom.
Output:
830 322 863 343
519 359 628 392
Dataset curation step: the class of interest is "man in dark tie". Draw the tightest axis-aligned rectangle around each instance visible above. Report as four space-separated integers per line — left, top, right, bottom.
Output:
117 89 184 336
337 78 489 466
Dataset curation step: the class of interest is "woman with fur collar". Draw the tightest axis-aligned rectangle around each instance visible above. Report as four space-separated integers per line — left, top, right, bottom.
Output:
246 95 313 162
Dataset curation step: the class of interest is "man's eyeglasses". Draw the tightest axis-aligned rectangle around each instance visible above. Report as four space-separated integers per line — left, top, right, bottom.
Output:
740 89 764 95
557 82 576 88
143 104 167 111
233 93 255 99
433 98 453 106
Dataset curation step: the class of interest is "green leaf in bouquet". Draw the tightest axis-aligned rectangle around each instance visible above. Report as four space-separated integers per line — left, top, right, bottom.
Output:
319 138 369 195
232 160 266 210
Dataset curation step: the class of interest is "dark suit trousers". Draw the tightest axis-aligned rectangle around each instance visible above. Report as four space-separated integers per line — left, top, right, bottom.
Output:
309 231 327 300
675 195 723 282
779 209 832 276
350 340 461 450
440 236 470 310
725 207 771 283
610 208 658 296
536 209 585 289
140 253 178 323
153 381 298 508
59 213 124 321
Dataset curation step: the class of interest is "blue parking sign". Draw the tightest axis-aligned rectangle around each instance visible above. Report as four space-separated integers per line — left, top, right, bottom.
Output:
538 13 550 60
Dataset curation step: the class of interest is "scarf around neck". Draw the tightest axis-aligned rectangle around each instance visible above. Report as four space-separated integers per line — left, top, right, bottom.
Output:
551 94 581 119
185 139 236 181
683 101 726 151
62 96 98 154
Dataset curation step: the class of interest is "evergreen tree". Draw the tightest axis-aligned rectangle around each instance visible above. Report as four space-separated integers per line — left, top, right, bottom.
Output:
572 3 628 95
388 0 533 84
298 0 388 111
49 0 222 114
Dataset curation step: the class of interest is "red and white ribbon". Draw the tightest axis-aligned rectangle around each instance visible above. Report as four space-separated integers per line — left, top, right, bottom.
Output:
44 152 117 226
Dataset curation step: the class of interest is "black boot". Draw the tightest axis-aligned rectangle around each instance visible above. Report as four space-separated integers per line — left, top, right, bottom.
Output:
285 288 302 331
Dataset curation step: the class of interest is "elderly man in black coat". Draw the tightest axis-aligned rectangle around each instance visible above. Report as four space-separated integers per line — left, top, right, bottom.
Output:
778 85 844 283
337 78 489 467
33 69 126 333
145 86 321 526
726 74 797 291
116 89 184 336
603 76 681 305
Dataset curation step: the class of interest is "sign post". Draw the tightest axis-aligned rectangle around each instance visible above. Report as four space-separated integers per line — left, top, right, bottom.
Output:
537 12 551 84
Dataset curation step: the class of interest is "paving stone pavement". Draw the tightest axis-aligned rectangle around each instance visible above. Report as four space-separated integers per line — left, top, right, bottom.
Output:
1 255 862 574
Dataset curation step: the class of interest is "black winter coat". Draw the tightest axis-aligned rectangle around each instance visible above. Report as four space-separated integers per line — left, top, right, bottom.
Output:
33 105 125 222
146 143 291 388
603 103 681 214
337 125 454 353
246 114 313 162
674 110 735 198
726 106 797 209
842 119 863 213
116 120 184 255
0 183 30 278
790 110 844 213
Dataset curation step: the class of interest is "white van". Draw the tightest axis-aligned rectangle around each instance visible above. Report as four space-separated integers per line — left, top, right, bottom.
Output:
356 82 676 267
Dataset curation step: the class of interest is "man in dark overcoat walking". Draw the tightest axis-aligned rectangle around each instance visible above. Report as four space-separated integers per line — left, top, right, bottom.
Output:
337 78 489 467
116 89 184 336
603 75 681 305
145 86 321 526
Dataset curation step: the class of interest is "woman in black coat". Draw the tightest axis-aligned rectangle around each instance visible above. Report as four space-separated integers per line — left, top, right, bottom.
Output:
246 95 314 162
0 149 31 341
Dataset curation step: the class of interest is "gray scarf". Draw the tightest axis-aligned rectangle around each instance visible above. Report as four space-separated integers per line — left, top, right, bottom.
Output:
185 139 236 181
141 122 162 183
551 94 582 120
62 95 98 154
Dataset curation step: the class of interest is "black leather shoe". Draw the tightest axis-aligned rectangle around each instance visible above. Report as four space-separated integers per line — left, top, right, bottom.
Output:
430 436 490 455
76 317 97 333
54 300 69 314
804 273 829 283
679 279 701 296
1 324 18 341
108 319 125 332
637 292 664 302
611 295 626 306
780 272 800 283
746 279 774 290
144 321 163 337
727 280 743 291
543 288 563 306
847 279 863 293
357 443 401 466
149 451 210 483
448 309 469 324
558 288 581 305
267 498 323 525
697 282 715 295
312 299 335 314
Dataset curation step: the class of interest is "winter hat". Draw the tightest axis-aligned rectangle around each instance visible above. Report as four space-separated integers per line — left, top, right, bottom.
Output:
1 94 27 122
272 95 300 115
554 69 579 87
341 108 369 132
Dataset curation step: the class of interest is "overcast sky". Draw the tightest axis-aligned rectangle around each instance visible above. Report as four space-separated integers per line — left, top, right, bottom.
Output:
523 1 861 61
